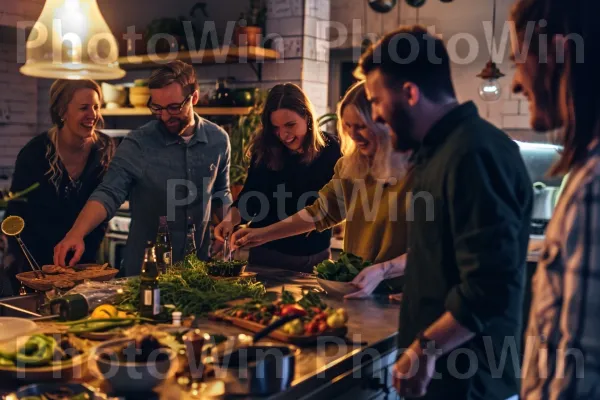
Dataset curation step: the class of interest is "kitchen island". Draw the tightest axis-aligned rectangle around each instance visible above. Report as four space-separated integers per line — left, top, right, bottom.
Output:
0 265 402 400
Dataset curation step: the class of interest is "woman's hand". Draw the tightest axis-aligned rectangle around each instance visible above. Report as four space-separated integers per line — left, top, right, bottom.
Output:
344 263 387 299
54 233 85 267
231 227 270 250
344 254 407 299
214 219 235 242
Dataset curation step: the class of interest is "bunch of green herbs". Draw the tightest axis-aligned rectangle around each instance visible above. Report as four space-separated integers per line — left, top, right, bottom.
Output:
118 257 265 317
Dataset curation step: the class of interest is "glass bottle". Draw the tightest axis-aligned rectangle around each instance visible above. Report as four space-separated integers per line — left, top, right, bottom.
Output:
139 242 160 319
184 218 197 268
155 216 172 273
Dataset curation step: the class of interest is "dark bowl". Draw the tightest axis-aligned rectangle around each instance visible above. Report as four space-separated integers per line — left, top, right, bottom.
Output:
91 338 177 393
206 260 247 277
11 382 101 399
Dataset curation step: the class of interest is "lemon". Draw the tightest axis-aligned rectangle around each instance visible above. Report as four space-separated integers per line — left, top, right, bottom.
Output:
91 304 118 319
1 216 25 236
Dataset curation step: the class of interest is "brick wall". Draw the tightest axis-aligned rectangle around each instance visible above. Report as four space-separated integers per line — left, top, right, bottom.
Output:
0 25 41 171
32 0 333 140
0 1 45 172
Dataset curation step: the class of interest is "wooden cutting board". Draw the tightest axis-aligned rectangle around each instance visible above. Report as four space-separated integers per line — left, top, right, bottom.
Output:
210 309 348 346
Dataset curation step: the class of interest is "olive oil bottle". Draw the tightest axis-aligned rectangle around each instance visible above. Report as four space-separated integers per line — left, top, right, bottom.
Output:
139 241 160 318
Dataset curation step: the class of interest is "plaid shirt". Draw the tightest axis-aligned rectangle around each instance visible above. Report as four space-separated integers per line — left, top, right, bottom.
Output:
522 144 600 399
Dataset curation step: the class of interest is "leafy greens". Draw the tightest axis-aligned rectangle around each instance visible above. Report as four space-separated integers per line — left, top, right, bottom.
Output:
313 252 372 282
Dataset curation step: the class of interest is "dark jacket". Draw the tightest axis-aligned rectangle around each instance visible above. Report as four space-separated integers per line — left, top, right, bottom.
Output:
399 102 533 400
233 133 342 256
2 132 109 297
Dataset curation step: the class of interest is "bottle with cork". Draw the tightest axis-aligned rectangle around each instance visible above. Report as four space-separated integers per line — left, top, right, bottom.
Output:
139 241 161 319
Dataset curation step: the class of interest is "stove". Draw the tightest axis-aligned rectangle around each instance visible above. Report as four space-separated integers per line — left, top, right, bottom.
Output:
109 214 131 234
530 219 549 236
104 203 131 268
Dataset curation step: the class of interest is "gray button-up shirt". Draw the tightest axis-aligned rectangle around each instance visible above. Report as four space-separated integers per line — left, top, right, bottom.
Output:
91 113 232 276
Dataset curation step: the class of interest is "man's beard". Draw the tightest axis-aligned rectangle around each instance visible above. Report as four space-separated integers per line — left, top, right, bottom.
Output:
388 106 418 152
161 116 191 135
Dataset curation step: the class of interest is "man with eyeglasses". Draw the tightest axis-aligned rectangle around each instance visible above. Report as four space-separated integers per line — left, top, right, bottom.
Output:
53 61 232 276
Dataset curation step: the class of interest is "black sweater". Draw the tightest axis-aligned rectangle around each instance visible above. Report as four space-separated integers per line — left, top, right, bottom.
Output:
2 132 109 296
233 133 341 256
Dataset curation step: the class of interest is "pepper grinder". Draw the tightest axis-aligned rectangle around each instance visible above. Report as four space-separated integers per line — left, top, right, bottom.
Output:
182 329 210 381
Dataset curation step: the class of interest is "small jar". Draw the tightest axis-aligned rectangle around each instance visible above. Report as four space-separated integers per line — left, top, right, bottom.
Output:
172 311 182 327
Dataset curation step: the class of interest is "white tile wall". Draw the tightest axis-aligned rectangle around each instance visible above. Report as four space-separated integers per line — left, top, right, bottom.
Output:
502 100 519 115
316 0 331 21
519 100 530 115
303 37 317 60
316 39 329 62
502 115 531 129
304 16 318 38
302 81 328 109
302 60 329 84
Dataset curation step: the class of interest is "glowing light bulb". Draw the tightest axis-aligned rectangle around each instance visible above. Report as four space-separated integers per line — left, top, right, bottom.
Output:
478 79 502 102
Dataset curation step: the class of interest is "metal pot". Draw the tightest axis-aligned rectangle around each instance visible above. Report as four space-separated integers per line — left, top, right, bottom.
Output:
213 314 301 395
532 182 559 221
215 343 298 395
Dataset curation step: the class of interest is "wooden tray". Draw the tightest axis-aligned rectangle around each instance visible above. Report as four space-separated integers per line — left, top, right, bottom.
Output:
16 265 119 292
209 272 257 281
210 310 348 346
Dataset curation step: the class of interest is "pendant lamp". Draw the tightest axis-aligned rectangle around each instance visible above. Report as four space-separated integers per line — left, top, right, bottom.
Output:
20 0 125 80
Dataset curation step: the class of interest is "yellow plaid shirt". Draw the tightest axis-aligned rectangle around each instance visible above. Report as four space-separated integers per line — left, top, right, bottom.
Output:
522 145 600 399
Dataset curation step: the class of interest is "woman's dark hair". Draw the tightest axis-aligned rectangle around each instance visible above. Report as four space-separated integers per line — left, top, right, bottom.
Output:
511 0 600 176
247 83 325 170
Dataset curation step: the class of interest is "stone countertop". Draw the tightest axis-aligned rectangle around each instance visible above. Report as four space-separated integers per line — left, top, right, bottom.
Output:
0 266 402 399
201 265 402 399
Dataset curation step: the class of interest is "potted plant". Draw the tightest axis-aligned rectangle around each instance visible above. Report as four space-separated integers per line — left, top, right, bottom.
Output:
228 89 266 201
234 0 267 47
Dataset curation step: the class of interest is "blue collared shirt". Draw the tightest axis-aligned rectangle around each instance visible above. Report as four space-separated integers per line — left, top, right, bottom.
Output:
90 113 232 275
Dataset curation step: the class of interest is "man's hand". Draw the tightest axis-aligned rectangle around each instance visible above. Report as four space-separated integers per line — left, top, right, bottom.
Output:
392 340 439 398
54 234 85 267
231 227 270 250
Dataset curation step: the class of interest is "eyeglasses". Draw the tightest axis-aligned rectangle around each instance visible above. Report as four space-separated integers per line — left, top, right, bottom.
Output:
147 93 192 115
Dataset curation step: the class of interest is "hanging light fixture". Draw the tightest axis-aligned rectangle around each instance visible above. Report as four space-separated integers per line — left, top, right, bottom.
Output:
477 0 503 101
20 0 125 80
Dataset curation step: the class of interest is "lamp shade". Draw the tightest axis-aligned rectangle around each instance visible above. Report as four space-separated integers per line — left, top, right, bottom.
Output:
19 0 125 80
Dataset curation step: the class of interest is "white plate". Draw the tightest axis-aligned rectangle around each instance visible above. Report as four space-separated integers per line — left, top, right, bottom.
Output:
0 317 37 342
0 317 38 354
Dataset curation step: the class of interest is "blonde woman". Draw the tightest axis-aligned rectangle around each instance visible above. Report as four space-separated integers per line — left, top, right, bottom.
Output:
231 81 412 297
1 79 114 297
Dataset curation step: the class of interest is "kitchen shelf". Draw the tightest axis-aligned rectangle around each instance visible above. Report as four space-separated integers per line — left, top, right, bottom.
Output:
101 106 253 116
117 46 281 81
